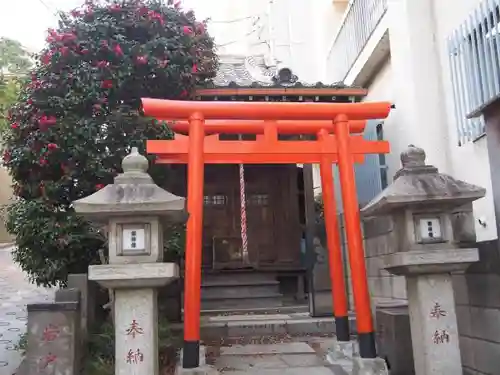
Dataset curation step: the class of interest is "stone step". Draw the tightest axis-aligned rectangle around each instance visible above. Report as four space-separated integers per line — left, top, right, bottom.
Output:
202 272 278 284
172 312 357 340
200 304 309 316
201 293 284 310
202 279 280 287
201 283 280 299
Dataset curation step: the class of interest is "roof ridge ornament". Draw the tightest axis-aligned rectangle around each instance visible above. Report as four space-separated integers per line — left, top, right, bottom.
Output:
401 144 426 168
122 146 149 173
394 144 437 180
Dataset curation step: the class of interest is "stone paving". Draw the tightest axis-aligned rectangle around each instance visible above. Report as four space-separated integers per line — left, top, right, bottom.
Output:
0 245 53 375
208 339 350 375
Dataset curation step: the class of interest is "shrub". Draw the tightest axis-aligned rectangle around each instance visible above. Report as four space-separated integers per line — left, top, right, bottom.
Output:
2 0 217 286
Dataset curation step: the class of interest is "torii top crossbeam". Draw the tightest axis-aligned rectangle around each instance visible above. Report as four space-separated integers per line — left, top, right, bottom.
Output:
141 99 392 165
141 98 392 121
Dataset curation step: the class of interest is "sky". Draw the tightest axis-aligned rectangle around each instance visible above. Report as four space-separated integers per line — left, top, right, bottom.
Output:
0 0 215 53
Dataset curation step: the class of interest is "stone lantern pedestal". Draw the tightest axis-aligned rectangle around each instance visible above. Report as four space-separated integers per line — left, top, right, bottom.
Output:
383 250 477 375
361 145 485 375
73 147 187 375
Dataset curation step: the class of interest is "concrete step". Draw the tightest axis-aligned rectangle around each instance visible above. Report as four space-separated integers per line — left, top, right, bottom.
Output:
200 304 309 316
201 282 280 299
201 293 284 310
202 272 278 284
172 312 357 340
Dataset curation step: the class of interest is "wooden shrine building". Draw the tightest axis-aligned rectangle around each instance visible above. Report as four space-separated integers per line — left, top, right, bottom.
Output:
170 55 369 310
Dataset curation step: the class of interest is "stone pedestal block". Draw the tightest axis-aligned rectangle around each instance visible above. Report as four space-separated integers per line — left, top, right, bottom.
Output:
26 302 80 375
326 339 357 373
115 288 159 375
406 274 462 375
375 305 414 375
352 357 389 375
384 248 479 375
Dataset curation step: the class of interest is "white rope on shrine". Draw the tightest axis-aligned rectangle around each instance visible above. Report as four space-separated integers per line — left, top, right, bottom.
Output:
238 136 249 264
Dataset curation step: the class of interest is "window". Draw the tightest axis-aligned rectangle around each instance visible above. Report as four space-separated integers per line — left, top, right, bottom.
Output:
376 123 388 189
204 195 227 206
448 0 500 144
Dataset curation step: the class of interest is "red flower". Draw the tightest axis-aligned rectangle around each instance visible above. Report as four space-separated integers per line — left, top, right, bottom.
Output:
110 4 121 12
10 123 19 129
101 80 113 89
39 158 48 166
114 44 123 56
61 33 77 42
136 56 147 65
159 59 169 68
192 64 198 73
96 60 109 68
95 184 105 190
60 47 69 56
183 26 193 35
47 143 58 150
39 115 57 126
81 48 90 55
2 151 11 163
27 98 33 105
148 11 164 25
41 51 53 65
61 164 70 174
39 115 57 131
180 89 188 98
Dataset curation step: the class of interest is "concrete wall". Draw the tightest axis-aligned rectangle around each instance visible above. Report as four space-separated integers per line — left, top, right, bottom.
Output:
363 216 406 308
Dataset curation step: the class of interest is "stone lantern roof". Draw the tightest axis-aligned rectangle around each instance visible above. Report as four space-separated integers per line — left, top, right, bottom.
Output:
361 145 486 217
73 147 186 223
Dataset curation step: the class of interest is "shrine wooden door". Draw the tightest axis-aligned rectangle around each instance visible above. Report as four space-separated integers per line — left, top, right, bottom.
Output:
202 164 302 271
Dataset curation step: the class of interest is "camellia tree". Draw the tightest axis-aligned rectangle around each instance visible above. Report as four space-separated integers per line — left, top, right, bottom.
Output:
2 0 217 286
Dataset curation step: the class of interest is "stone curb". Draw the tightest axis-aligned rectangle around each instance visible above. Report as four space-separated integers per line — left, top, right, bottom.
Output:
172 316 357 340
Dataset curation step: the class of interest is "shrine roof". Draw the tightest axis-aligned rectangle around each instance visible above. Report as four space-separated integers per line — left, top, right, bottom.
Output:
195 55 367 100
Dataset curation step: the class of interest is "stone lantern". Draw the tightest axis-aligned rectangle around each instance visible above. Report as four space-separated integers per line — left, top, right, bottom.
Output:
73 147 186 375
361 145 484 375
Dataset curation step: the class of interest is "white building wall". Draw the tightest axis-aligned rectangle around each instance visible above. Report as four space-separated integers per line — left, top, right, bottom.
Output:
325 0 497 241
431 0 497 241
202 0 327 82
361 58 399 179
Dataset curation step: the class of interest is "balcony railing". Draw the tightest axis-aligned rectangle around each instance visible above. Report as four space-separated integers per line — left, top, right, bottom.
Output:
326 0 388 83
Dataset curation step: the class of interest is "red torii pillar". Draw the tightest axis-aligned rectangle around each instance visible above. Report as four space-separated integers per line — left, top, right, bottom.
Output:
142 98 392 368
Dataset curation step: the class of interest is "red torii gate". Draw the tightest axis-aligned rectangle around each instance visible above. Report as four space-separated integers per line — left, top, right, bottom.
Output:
142 98 392 369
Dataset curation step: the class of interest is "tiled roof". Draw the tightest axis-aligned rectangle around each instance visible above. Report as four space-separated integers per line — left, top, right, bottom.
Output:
200 55 352 89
